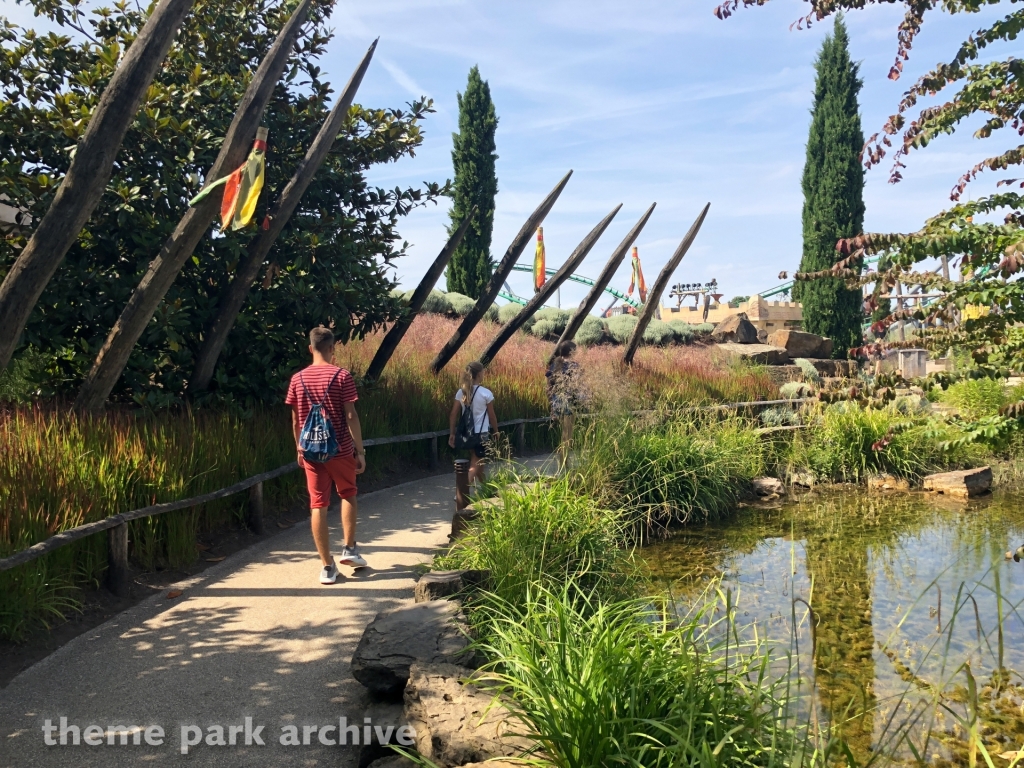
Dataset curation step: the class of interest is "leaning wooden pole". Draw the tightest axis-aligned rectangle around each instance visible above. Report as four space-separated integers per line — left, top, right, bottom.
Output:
552 202 656 361
0 0 194 374
74 0 313 414
623 203 710 365
363 206 478 384
189 39 379 393
479 204 621 366
429 171 573 374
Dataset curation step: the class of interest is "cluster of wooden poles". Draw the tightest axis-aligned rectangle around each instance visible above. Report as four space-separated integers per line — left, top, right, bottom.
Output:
0 0 710 405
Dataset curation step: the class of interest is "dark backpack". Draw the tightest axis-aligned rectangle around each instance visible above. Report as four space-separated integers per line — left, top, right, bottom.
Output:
297 369 343 463
454 386 482 450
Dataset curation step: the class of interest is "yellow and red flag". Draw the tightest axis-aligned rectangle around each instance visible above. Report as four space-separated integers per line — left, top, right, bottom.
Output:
627 246 647 303
533 227 546 292
188 127 268 231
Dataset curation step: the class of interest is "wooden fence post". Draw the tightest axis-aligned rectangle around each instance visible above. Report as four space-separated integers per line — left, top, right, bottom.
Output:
515 422 526 456
107 522 129 597
429 436 439 470
248 481 265 535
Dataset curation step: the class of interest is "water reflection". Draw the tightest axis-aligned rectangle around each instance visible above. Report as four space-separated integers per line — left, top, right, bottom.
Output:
644 487 1024 762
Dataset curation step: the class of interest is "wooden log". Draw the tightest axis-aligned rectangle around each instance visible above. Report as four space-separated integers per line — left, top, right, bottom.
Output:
107 522 129 597
478 205 621 366
553 203 656 359
0 0 194 374
429 171 573 374
364 206 478 383
73 0 313 414
248 481 265 535
190 39 379 392
623 203 710 365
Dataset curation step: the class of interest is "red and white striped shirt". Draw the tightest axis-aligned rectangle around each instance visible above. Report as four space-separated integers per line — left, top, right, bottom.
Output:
285 365 359 456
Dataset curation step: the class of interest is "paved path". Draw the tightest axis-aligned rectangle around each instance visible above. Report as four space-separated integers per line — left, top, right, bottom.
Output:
0 462 544 767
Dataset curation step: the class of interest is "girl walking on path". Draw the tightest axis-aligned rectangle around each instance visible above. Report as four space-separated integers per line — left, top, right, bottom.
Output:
448 361 498 486
547 341 583 464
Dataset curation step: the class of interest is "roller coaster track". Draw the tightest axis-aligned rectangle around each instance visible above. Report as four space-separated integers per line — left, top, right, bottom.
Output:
499 264 643 309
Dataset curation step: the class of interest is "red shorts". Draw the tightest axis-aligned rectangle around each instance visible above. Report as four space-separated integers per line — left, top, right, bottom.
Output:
301 454 357 508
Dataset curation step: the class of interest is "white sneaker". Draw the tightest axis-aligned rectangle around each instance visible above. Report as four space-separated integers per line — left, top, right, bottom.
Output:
319 559 339 584
339 545 367 568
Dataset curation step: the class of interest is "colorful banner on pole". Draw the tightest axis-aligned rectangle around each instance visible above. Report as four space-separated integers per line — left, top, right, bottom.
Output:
533 227 546 292
188 127 268 231
627 246 647 303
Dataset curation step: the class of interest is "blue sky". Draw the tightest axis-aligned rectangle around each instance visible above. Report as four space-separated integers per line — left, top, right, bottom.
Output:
2 0 1007 308
323 0 1006 307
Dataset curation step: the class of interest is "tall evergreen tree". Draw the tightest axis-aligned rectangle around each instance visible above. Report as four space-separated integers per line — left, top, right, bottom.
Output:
446 66 498 298
795 15 865 357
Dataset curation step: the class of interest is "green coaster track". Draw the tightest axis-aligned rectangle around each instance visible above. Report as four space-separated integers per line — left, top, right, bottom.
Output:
498 264 642 308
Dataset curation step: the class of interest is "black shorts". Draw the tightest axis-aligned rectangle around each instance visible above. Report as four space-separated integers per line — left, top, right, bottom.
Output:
472 442 487 459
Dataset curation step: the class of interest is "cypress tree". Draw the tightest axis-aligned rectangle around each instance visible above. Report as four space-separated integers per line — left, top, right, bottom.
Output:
446 66 498 298
794 15 865 357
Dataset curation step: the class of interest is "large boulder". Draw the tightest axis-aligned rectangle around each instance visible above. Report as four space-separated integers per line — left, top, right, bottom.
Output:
767 329 833 359
716 342 790 366
404 662 532 766
711 313 759 344
351 601 477 698
923 467 992 499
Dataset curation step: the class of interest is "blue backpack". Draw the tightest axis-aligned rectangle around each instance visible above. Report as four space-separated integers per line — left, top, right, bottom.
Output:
298 369 343 463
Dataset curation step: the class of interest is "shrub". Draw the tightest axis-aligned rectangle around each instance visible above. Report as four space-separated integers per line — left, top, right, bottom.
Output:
606 314 638 344
498 302 529 327
529 308 571 340
667 320 696 344
787 402 987 482
643 319 676 346
575 315 606 346
445 291 476 317
940 378 1008 420
793 358 822 385
420 289 453 316
761 406 799 427
694 322 715 334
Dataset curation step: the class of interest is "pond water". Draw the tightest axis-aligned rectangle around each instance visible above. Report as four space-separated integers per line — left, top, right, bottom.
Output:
642 487 1024 765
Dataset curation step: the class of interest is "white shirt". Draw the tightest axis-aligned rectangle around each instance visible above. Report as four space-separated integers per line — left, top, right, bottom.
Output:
455 386 495 434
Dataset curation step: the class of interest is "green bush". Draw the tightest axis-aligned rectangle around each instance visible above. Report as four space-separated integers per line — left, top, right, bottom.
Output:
788 402 987 482
477 587 789 768
435 477 633 607
643 319 677 346
780 381 813 400
606 314 638 344
498 302 528 327
667 320 696 344
445 292 476 317
420 289 453 316
940 378 1008 420
793 358 822 385
695 322 715 334
529 307 571 340
576 315 606 346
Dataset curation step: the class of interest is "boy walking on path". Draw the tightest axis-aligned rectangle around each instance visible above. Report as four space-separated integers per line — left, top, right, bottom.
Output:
286 326 367 584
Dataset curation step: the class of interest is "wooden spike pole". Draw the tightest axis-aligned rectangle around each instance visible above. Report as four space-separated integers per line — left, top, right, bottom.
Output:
0 0 194 374
623 203 711 365
189 39 378 392
363 206 478 383
478 204 621 366
552 203 656 361
429 171 573 374
73 0 313 414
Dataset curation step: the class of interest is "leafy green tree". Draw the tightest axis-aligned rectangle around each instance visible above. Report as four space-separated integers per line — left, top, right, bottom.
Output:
793 15 864 357
446 65 498 299
718 0 1024 370
0 0 446 407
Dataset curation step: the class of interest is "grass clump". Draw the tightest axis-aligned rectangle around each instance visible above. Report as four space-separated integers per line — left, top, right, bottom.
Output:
940 377 1011 420
477 585 791 768
434 477 636 607
577 416 764 531
788 402 986 482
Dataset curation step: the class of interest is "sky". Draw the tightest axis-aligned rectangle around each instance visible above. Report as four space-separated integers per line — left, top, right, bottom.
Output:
321 0 1007 308
1 0 1008 310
